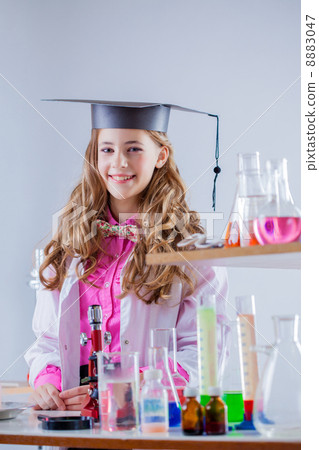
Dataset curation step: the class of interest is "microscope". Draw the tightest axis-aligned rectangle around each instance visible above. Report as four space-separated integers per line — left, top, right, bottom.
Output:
80 305 111 420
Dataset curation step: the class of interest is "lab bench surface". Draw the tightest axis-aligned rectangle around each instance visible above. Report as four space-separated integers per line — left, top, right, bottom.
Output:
0 409 301 450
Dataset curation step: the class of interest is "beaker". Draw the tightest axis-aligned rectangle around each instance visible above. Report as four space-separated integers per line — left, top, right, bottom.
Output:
150 328 186 404
148 346 181 428
236 295 259 428
253 159 301 245
253 315 301 439
98 352 139 432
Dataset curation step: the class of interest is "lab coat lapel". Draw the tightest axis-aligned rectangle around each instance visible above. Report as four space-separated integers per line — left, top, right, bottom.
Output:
59 256 83 390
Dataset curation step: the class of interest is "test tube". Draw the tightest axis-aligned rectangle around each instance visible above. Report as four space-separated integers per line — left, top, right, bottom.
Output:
235 295 259 423
196 294 218 405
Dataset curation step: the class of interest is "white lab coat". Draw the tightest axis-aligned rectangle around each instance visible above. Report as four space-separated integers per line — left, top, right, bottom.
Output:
25 255 228 390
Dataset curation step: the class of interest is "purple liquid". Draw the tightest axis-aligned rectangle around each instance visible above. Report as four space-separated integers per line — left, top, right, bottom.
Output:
254 217 301 245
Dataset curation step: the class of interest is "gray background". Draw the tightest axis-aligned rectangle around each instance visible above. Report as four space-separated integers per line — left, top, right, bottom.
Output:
0 0 300 417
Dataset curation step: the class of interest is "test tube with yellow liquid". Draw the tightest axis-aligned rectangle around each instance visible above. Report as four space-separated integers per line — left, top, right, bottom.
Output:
235 294 259 430
196 294 218 406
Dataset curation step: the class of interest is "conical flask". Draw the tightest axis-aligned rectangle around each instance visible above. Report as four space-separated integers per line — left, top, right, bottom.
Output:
224 153 266 247
253 159 301 245
253 315 301 438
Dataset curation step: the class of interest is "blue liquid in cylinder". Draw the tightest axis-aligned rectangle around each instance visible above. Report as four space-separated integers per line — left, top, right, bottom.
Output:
168 401 181 427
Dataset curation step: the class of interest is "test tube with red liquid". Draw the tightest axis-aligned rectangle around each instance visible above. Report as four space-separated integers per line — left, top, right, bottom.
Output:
235 295 259 429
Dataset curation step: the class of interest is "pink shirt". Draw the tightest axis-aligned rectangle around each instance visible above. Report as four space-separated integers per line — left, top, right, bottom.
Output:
78 213 136 365
34 209 188 391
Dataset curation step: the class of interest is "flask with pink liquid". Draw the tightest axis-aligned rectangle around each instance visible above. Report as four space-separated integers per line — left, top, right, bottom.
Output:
253 159 301 245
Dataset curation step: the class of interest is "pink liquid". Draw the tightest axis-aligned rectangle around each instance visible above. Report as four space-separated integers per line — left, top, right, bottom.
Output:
142 423 168 433
254 217 301 245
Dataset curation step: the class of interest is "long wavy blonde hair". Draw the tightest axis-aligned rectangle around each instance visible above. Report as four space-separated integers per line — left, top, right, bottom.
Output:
39 129 205 304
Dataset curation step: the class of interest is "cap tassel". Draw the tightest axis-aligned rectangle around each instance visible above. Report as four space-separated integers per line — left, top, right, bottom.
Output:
210 115 220 211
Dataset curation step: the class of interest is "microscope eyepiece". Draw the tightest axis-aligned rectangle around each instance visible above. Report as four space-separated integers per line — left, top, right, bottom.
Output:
88 305 102 326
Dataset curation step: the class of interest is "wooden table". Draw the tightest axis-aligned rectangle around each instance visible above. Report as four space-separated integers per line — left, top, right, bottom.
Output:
0 409 301 449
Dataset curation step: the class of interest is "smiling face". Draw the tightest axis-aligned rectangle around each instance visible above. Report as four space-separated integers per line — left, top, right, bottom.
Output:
97 128 168 219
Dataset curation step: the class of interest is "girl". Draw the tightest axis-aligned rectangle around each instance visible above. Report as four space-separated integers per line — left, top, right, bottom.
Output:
25 101 228 411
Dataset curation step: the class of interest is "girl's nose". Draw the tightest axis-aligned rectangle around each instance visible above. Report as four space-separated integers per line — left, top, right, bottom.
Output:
112 152 128 168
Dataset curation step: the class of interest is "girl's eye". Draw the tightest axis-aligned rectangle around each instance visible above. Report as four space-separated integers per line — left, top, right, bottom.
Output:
101 148 114 153
128 147 142 152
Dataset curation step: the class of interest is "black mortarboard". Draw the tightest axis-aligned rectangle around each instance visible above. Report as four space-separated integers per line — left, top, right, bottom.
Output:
43 99 221 210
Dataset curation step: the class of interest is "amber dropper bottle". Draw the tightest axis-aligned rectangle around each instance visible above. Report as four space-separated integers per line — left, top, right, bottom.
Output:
205 386 227 435
181 387 204 435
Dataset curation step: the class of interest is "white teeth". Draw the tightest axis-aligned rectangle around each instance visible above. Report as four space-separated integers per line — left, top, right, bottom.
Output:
111 175 134 181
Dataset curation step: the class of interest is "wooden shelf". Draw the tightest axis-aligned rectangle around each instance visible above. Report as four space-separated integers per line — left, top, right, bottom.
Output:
146 242 301 270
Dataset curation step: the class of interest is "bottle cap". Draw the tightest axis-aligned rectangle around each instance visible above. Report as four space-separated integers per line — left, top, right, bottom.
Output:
143 369 163 381
208 386 222 397
184 387 198 397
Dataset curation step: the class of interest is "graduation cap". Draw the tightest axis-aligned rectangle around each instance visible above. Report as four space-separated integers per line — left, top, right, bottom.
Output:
43 99 221 210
